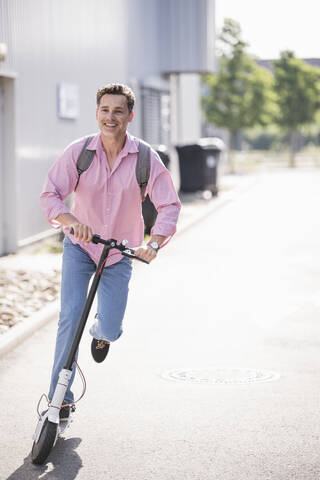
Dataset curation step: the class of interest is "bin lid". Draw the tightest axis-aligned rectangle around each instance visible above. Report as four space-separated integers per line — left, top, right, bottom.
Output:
176 137 225 151
198 137 225 150
152 144 168 153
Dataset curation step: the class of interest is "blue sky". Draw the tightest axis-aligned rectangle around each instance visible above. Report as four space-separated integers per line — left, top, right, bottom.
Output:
215 0 320 60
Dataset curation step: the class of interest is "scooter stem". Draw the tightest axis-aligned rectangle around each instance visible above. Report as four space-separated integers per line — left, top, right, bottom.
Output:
48 368 73 424
64 244 111 371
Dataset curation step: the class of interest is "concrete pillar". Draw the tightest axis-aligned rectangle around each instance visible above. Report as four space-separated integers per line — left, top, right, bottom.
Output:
0 75 17 255
170 73 201 145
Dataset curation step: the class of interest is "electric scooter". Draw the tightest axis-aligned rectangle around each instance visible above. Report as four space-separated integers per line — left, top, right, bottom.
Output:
31 232 148 465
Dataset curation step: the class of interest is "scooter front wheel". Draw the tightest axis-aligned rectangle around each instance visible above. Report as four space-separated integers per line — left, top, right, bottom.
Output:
31 418 58 465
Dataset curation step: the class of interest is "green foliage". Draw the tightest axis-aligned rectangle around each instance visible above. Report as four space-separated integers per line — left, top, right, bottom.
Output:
244 123 297 151
273 51 320 130
202 19 275 138
272 51 320 166
244 125 282 150
202 20 320 165
217 18 247 58
244 121 320 152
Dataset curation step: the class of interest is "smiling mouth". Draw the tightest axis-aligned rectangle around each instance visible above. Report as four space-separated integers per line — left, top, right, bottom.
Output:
104 123 117 127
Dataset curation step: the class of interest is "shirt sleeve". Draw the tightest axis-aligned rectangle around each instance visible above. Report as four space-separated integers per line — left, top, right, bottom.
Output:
39 143 80 228
147 150 181 238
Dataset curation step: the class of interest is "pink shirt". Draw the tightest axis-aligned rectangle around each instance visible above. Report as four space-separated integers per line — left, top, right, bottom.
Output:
40 132 181 266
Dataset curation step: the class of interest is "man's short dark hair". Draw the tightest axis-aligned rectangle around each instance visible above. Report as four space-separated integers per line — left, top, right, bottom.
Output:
96 83 135 113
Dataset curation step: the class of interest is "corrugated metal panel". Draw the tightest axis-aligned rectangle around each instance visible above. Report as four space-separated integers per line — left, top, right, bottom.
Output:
141 87 170 146
159 0 215 74
141 87 161 145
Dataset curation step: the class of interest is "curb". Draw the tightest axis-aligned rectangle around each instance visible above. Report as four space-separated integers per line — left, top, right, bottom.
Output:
177 193 234 236
0 175 258 360
0 300 59 359
177 174 258 236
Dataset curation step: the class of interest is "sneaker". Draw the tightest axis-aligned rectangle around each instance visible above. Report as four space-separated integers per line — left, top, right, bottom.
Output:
91 338 110 363
59 404 75 421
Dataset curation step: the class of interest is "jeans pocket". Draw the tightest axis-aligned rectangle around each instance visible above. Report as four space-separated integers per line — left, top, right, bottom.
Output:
121 255 133 269
63 235 73 247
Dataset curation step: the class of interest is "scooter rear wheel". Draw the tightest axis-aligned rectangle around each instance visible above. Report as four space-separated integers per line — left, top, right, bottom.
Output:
31 418 58 465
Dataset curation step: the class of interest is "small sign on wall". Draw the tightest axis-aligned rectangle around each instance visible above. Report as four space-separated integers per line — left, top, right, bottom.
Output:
57 83 79 119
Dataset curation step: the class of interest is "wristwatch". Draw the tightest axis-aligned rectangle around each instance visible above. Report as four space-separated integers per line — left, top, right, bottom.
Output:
147 241 160 252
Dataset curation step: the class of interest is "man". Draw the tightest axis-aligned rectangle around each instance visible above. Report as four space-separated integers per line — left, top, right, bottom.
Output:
40 83 181 419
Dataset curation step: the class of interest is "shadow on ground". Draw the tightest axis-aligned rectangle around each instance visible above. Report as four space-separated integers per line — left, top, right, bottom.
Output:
7 437 82 480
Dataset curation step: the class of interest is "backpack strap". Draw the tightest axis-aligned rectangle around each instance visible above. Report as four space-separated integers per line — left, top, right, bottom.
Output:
136 140 151 202
74 135 96 191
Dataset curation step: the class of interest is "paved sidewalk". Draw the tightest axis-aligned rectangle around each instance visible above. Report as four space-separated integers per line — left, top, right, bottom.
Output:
2 168 319 480
0 173 257 358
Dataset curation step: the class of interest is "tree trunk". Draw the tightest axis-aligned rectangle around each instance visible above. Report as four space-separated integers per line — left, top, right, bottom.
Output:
229 131 238 174
289 129 298 168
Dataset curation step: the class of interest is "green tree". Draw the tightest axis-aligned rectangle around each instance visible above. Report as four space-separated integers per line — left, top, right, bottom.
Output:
202 19 275 172
273 50 320 167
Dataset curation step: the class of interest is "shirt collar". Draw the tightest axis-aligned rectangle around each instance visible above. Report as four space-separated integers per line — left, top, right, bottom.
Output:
126 132 139 154
89 131 139 156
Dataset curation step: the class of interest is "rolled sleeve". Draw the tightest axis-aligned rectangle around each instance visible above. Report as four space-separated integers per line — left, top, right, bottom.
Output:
147 152 181 238
40 144 79 228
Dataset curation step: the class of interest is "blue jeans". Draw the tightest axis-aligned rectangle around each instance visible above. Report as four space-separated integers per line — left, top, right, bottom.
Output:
48 236 132 403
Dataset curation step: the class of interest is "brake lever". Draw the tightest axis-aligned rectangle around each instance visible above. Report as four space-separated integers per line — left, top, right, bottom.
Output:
122 249 149 264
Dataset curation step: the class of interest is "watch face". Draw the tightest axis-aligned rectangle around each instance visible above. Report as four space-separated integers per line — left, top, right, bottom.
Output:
150 242 159 251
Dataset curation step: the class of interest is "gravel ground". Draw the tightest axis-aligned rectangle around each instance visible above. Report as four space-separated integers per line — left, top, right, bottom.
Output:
0 237 62 335
0 267 61 334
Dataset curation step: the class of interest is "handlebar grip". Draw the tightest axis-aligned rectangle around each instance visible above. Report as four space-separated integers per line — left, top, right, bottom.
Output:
135 256 150 265
122 251 149 264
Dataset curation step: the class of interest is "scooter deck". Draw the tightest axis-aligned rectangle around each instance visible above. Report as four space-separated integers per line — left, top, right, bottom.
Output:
58 415 73 436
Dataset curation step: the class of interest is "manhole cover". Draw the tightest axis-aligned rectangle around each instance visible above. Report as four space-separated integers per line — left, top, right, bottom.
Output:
161 367 279 385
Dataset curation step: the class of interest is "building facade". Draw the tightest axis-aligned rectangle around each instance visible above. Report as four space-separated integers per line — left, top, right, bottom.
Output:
0 0 215 254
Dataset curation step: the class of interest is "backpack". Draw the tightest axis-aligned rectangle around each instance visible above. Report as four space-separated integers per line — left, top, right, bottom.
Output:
74 135 151 201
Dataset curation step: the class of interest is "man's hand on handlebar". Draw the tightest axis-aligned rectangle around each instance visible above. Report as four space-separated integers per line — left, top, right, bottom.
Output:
69 223 93 244
134 245 158 264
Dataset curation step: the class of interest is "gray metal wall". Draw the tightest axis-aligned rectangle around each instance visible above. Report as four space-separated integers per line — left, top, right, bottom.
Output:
127 0 215 77
0 0 215 247
159 0 215 73
1 0 130 241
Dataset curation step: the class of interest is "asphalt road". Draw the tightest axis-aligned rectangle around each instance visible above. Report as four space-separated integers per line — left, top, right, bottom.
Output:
1 168 320 480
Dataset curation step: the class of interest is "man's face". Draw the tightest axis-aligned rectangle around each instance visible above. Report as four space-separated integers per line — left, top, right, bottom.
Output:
96 94 134 139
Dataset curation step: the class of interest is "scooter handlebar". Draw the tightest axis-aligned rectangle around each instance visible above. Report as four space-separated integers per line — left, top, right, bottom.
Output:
69 228 149 264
